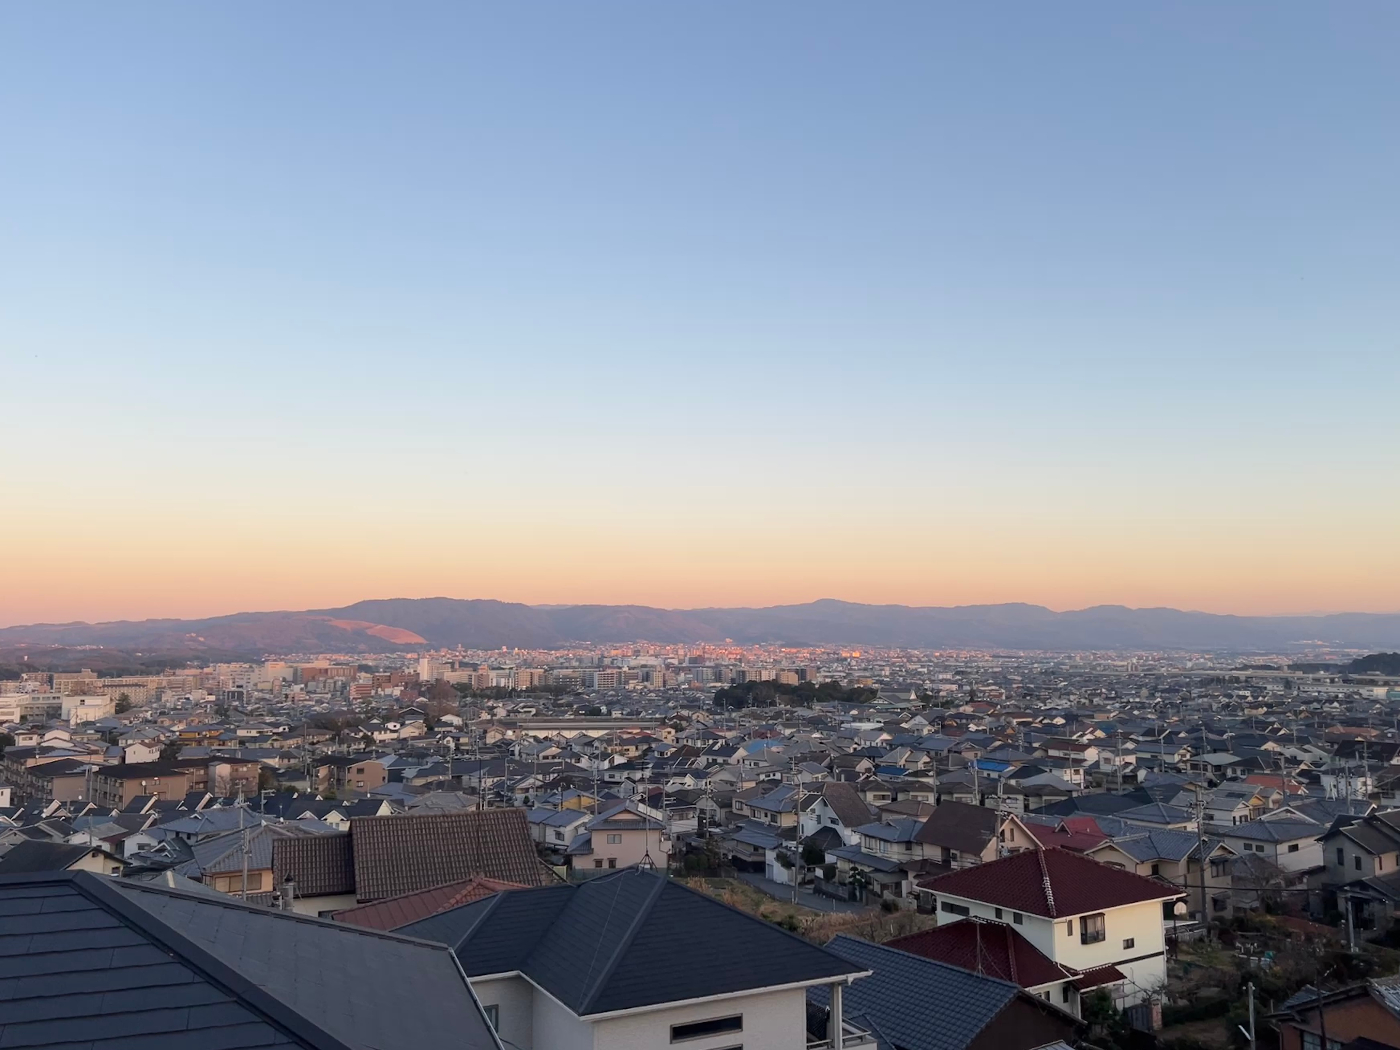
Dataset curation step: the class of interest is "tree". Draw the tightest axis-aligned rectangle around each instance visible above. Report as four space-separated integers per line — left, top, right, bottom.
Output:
0 732 13 756
159 741 182 761
114 692 132 714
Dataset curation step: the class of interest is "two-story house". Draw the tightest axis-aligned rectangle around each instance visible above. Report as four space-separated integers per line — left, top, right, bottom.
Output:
567 800 670 876
799 781 876 849
919 847 1184 1005
398 867 875 1050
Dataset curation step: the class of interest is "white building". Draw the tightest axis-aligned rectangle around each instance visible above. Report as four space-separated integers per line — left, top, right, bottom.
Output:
920 847 1183 1006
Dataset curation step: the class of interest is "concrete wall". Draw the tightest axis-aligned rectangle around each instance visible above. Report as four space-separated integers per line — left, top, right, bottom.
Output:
593 987 810 1050
531 988 594 1050
474 975 533 1050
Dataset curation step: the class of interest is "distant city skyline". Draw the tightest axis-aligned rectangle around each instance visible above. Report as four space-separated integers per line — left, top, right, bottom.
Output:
3 4 1397 626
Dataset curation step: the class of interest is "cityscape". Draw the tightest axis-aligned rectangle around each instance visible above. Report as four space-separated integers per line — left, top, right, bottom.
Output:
4 5 1400 1050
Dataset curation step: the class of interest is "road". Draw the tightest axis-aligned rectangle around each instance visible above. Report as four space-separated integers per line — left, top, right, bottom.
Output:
733 872 875 915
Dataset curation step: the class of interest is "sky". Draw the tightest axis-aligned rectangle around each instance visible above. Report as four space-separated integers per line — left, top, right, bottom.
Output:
2 3 1398 626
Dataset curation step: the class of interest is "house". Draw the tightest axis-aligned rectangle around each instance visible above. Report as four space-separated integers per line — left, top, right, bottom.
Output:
0 841 124 876
886 917 1118 1017
1267 977 1400 1050
567 800 671 876
0 869 502 1050
913 800 1005 868
527 806 591 850
273 808 556 916
1209 819 1323 875
809 935 1082 1050
1088 830 1237 921
919 848 1184 1005
799 781 876 847
397 867 873 1050
1322 809 1400 884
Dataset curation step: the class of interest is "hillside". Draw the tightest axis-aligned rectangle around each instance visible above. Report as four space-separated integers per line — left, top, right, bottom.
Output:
1 598 1398 655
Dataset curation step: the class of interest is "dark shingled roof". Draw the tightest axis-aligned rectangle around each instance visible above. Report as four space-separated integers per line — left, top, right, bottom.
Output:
398 867 865 1016
811 935 1080 1050
914 800 1000 854
921 847 1184 919
0 870 501 1050
0 842 111 875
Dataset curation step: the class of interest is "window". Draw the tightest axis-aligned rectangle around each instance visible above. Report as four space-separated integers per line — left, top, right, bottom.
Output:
1356 855 1363 871
482 1004 499 1031
941 901 970 917
608 857 617 868
607 833 623 845
1062 985 1072 1004
1080 913 1106 945
1013 912 1023 925
671 1015 742 1043
1065 919 1074 937
1337 847 1345 865
594 859 603 868
1123 937 1135 950
995 908 1003 920
1288 843 1299 853
1150 863 1160 876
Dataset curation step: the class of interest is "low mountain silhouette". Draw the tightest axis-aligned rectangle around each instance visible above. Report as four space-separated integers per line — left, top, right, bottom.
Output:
1 598 1398 655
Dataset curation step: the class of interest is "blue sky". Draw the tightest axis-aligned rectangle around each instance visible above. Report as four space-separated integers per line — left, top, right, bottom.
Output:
2 3 1397 623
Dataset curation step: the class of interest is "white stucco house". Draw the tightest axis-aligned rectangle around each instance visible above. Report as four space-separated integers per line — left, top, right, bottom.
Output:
919 846 1184 1006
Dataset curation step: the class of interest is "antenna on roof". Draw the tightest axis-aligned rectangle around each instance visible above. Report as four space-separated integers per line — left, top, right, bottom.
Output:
1036 846 1055 916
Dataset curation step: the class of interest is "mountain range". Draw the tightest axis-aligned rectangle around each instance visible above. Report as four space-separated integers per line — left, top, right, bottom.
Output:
2 598 1399 655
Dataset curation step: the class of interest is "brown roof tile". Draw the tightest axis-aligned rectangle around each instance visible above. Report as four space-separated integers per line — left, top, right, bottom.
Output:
332 877 526 931
350 809 554 900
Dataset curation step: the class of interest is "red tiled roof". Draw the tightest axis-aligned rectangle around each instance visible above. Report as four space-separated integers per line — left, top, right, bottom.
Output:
920 847 1183 919
332 877 526 931
1073 963 1126 990
887 918 1073 989
1024 819 1109 854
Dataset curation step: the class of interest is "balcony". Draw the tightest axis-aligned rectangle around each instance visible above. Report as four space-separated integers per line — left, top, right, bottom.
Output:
807 1020 877 1049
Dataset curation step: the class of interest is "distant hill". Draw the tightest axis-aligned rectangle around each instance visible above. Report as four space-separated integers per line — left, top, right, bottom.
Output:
1 597 1398 656
1347 652 1400 675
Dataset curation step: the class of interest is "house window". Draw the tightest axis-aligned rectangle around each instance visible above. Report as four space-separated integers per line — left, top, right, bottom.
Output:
1123 937 1135 950
608 857 617 868
1080 913 1106 945
671 1015 742 1043
1065 919 1074 937
1336 848 1344 865
1356 855 1363 871
1062 985 1072 1004
607 833 623 845
594 860 603 868
1151 863 1160 876
1288 843 1299 853
941 901 970 917
482 1004 499 1031
1013 912 1023 925
995 908 1003 920
554 830 564 841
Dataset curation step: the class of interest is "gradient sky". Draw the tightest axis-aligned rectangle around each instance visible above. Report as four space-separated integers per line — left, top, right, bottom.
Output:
3 3 1398 626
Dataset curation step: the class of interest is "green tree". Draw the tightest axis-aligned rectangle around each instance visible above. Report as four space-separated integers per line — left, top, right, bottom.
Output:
114 692 132 714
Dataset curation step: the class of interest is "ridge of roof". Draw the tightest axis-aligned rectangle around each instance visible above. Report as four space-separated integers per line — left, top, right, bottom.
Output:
63 871 358 1050
576 869 669 1016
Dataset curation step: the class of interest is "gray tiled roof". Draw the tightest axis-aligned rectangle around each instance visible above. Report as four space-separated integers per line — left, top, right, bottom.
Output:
0 870 500 1050
812 935 1078 1050
399 867 864 1016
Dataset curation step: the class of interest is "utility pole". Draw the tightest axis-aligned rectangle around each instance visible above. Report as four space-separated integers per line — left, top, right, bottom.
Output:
239 792 250 901
1192 783 1208 934
1237 981 1256 1050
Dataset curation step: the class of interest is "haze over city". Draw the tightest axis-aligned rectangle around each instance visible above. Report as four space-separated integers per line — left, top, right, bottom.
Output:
4 3 1399 627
